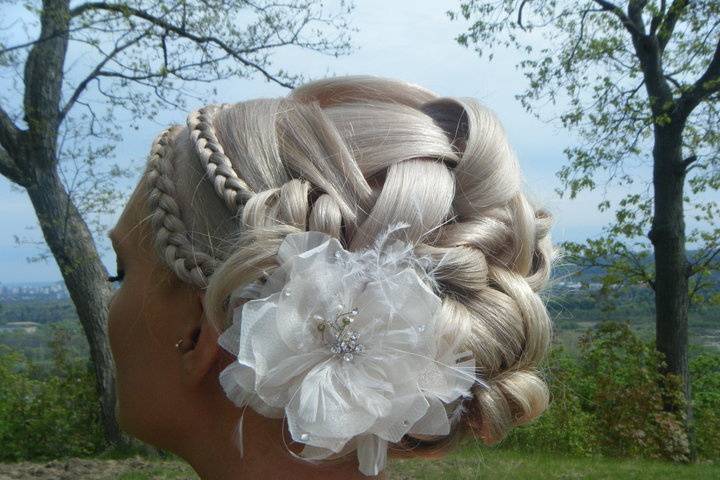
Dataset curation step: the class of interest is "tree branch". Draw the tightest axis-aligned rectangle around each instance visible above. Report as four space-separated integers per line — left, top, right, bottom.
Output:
564 7 606 69
517 0 530 31
0 105 21 155
0 144 25 185
674 35 720 123
627 0 649 36
0 101 27 185
656 0 688 53
622 243 656 291
664 72 682 90
593 0 644 37
682 154 698 169
687 245 720 309
70 2 297 88
23 0 72 168
59 32 148 121
1 37 61 56
687 273 706 309
0 21 107 56
688 244 720 277
593 0 675 111
649 0 666 37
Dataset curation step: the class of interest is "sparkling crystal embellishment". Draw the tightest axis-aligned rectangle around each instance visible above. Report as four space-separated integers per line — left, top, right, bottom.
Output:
316 306 364 361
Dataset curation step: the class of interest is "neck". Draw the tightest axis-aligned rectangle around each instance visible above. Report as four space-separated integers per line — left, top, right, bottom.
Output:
173 397 384 480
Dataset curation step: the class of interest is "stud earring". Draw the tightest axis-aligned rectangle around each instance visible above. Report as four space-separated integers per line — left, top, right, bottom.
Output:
175 338 195 352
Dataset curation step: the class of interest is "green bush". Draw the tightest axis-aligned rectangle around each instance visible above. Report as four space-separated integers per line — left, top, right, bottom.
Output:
0 325 106 461
502 321 699 462
1 319 717 464
502 345 598 456
577 322 689 462
691 350 720 459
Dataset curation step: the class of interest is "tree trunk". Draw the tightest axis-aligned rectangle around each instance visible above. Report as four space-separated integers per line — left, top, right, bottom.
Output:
649 124 693 455
25 167 125 447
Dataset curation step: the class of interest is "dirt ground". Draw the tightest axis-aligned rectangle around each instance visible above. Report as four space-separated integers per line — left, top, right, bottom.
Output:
0 456 198 480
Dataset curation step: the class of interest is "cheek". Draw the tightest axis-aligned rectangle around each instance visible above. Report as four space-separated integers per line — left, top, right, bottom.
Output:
107 281 172 433
107 285 133 428
108 285 145 374
107 286 127 370
108 286 145 410
107 288 122 347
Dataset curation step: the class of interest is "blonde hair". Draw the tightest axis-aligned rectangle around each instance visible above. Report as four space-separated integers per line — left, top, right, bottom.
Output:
142 75 558 458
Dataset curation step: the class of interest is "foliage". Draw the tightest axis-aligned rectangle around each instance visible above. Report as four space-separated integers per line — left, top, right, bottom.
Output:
0 325 106 461
0 298 76 326
502 345 598 456
0 320 718 463
690 349 720 459
577 322 689 461
446 0 720 304
447 1 720 457
0 0 357 256
502 322 710 462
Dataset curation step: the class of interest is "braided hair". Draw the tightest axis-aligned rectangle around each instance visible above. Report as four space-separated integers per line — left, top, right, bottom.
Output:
140 75 558 457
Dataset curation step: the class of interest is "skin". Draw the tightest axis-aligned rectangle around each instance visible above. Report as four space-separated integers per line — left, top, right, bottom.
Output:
107 179 382 480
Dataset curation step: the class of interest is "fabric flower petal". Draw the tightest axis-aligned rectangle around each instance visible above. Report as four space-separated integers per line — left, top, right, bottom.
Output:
218 361 283 418
408 395 451 436
219 224 483 477
356 434 388 477
286 359 376 440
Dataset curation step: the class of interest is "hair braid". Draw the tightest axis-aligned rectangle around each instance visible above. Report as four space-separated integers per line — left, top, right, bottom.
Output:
145 127 218 287
187 104 255 212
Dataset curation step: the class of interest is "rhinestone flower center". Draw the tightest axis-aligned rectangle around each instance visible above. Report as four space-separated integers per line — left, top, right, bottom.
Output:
315 305 365 361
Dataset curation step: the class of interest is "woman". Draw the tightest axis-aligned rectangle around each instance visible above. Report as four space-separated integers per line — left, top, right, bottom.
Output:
106 75 556 479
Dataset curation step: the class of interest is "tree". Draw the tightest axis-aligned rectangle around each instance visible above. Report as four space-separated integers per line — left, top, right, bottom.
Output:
0 0 355 446
447 0 719 456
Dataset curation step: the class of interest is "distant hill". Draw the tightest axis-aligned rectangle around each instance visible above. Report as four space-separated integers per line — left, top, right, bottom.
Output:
1 257 717 364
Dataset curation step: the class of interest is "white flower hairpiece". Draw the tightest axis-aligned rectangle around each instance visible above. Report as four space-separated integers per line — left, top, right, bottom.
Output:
217 222 485 476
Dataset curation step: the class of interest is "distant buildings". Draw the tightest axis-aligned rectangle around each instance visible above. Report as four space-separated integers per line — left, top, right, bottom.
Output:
550 280 604 292
0 281 69 301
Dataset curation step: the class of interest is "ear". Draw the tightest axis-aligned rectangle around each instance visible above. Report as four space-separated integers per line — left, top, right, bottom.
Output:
180 291 222 388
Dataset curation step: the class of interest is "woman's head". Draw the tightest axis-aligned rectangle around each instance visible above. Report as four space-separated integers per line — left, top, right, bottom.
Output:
107 74 556 475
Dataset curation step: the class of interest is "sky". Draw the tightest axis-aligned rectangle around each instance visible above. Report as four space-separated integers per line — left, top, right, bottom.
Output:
0 0 656 283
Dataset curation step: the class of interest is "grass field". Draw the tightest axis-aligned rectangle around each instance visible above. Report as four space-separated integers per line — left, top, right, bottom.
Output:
4 446 715 480
389 446 720 480
29 447 720 480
